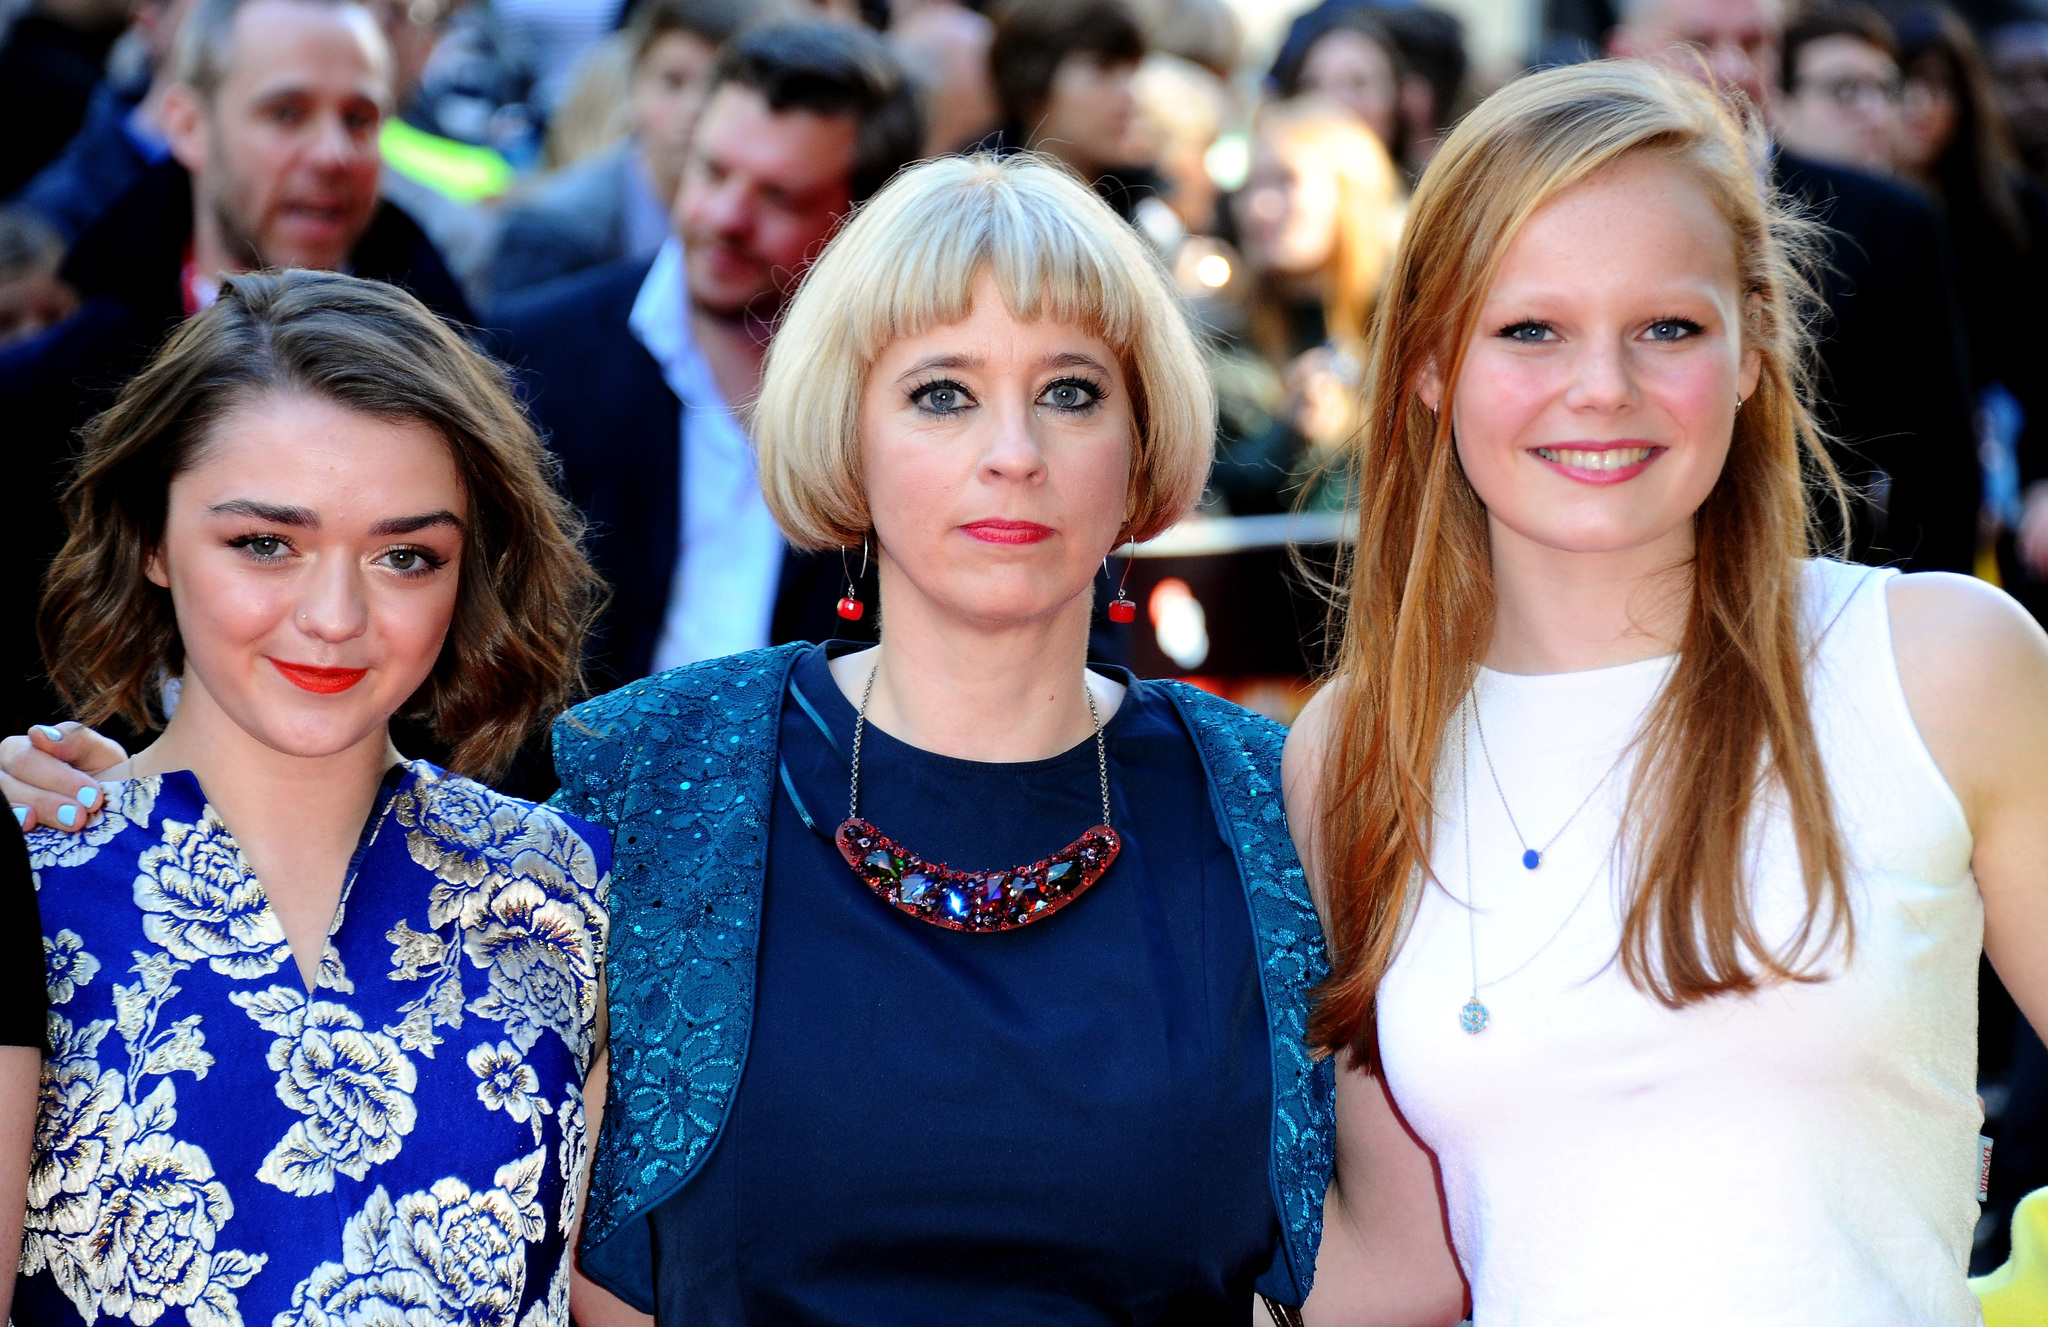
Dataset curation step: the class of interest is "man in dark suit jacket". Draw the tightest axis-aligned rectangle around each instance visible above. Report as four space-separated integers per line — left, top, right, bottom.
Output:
1 0 472 735
487 22 923 690
1613 0 1981 573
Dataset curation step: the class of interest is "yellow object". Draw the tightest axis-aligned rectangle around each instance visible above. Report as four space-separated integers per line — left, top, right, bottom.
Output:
1976 540 2003 588
379 119 515 204
1974 1187 2048 1326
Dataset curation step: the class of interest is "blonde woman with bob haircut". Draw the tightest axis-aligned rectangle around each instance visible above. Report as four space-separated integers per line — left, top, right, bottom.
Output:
546 153 1349 1324
1289 60 2048 1324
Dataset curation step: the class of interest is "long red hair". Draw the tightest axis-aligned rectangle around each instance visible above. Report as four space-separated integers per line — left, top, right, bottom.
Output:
1309 61 1851 1069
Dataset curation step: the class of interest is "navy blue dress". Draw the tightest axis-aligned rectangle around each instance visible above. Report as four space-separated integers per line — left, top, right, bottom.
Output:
647 645 1278 1324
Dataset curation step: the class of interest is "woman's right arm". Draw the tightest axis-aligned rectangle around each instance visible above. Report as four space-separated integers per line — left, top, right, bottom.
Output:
1283 688 1469 1327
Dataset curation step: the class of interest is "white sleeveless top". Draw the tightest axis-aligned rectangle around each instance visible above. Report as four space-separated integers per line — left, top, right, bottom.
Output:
1376 559 1984 1325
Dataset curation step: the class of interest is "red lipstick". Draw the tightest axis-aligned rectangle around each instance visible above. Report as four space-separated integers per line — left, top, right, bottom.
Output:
961 519 1054 545
270 660 368 694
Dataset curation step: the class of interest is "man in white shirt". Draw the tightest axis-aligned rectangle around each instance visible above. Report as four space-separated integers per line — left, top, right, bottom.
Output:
488 21 923 686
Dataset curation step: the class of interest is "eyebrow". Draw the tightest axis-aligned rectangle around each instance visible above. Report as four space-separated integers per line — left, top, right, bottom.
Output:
892 349 1113 382
895 353 981 382
369 510 465 536
208 499 318 526
205 501 464 536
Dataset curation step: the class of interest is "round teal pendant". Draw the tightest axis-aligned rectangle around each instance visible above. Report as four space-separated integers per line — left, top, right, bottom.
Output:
1460 997 1489 1034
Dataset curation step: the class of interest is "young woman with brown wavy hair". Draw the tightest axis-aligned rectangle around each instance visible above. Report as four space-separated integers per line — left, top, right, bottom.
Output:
1289 61 2048 1323
6 270 613 1327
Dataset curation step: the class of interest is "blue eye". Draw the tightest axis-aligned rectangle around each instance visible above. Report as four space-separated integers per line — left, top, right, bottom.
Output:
1646 318 1704 341
1499 321 1553 343
910 379 972 414
229 534 290 560
379 546 446 577
1040 378 1103 411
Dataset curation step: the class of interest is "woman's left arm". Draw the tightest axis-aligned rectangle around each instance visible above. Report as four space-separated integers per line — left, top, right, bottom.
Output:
1891 573 2048 1031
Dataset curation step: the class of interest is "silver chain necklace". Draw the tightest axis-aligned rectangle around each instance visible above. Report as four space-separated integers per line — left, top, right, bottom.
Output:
849 661 1111 827
1473 697 1627 871
1456 694 1617 1035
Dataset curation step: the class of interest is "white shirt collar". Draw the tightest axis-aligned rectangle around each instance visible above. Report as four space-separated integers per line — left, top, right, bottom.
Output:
627 236 729 412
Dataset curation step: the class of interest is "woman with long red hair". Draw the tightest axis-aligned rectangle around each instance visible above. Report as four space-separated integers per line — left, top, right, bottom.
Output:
1291 60 2048 1323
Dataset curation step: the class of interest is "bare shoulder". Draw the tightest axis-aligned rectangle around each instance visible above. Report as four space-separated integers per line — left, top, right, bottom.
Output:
1281 680 1344 821
1888 572 2048 700
1283 680 1347 923
1886 572 2048 815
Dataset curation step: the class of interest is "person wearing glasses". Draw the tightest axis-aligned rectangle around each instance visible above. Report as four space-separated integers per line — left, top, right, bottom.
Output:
1777 3 1905 175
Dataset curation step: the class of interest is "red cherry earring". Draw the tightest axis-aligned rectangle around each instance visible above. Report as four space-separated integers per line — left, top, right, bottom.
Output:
837 537 870 622
1106 543 1137 623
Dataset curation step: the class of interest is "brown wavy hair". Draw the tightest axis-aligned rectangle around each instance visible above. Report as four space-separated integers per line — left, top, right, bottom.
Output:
38 270 605 781
1310 61 1851 1069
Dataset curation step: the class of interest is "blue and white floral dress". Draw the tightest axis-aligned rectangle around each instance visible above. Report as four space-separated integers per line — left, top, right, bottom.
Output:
18 760 610 1327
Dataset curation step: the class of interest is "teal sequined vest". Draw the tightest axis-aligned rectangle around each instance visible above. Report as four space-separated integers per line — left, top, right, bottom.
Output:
550 644 1335 1306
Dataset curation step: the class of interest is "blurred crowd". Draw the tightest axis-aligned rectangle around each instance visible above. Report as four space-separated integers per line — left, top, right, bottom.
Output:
5 0 2048 1272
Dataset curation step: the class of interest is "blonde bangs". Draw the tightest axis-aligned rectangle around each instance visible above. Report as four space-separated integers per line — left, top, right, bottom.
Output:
755 153 1213 551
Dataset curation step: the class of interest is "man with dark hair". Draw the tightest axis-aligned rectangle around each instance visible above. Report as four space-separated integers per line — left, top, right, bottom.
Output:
0 0 471 736
984 0 1156 221
483 0 754 296
1777 3 1904 174
1610 0 1981 575
488 21 923 692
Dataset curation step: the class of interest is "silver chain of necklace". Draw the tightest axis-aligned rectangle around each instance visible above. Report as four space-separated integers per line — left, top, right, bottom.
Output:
849 659 1112 827
1457 693 1618 1032
1473 696 1628 870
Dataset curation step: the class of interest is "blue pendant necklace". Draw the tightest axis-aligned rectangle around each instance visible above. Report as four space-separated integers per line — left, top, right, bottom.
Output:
1473 701 1620 870
1458 691 1629 1035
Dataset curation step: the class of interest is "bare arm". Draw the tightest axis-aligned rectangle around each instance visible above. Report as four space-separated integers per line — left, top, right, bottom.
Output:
0 1045 40 1321
1890 573 2048 1036
1282 690 1468 1327
566 1049 652 1327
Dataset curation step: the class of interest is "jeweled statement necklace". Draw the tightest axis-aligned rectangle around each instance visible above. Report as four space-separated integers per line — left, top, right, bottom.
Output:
835 664 1122 932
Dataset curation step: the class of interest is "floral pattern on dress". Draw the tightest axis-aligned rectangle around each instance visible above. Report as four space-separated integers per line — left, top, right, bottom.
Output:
468 1043 551 1145
229 987 418 1197
552 1083 585 1239
46 931 101 1006
135 809 292 980
30 780 158 873
22 762 609 1327
23 942 266 1327
384 773 606 1073
275 1147 547 1327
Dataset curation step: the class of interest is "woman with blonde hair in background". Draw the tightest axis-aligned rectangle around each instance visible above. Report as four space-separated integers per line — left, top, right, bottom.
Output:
1292 59 2048 1324
1212 96 1403 514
